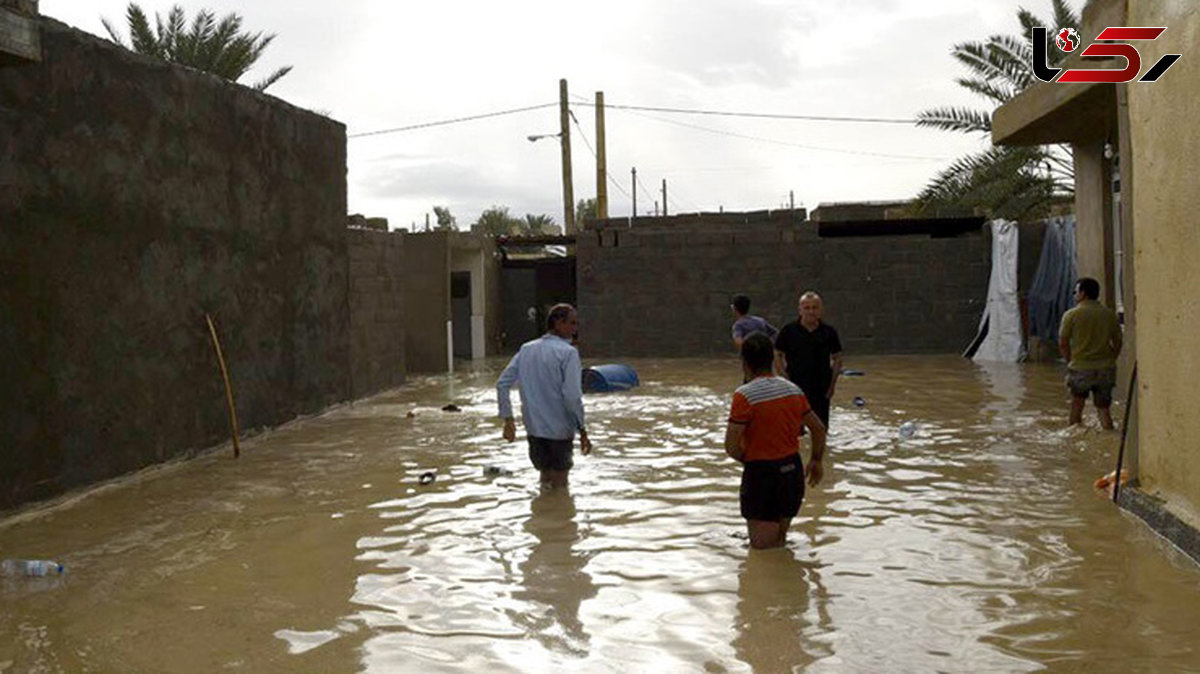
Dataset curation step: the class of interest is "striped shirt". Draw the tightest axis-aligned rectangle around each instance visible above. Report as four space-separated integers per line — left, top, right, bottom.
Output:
729 376 811 462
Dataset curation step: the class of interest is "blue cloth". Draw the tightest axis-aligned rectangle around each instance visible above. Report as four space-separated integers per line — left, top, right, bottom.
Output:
497 334 585 440
1028 216 1077 343
732 315 778 340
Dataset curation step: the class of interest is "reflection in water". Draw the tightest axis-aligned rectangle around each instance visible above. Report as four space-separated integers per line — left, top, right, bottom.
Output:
2 356 1199 672
733 547 832 672
512 489 596 657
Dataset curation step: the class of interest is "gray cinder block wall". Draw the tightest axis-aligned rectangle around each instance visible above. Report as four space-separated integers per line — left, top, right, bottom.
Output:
577 214 996 357
0 18 349 510
348 228 406 396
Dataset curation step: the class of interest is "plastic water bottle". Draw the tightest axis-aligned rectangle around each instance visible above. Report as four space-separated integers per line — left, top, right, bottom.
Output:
899 421 917 440
1 559 65 577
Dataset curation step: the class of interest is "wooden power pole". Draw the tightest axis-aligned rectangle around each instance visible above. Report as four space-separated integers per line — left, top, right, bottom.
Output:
662 179 668 216
631 167 637 222
595 91 608 220
559 79 575 234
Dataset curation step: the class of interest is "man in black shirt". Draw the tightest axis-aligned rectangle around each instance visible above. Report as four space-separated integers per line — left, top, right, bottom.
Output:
774 291 843 427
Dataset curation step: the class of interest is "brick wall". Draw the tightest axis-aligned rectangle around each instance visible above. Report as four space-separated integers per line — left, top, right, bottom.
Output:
577 214 997 357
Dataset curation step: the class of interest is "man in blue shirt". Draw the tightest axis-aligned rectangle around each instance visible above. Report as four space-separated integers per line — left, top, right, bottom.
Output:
731 294 778 351
497 303 592 487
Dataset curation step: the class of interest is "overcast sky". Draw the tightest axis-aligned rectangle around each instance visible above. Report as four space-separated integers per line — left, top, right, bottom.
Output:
44 0 1079 230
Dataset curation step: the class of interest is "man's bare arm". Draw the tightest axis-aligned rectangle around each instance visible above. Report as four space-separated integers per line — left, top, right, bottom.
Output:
724 422 747 461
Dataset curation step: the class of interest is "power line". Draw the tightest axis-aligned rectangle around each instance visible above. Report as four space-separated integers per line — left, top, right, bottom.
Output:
348 102 557 138
572 101 917 125
349 98 928 140
614 106 950 161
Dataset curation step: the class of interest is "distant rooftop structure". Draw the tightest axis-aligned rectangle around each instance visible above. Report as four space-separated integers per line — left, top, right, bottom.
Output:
809 200 915 222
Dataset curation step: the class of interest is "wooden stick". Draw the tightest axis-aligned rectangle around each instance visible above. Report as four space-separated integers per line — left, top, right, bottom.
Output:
205 313 241 458
1112 363 1137 503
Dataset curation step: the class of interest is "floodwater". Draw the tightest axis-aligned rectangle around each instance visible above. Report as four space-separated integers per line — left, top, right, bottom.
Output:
2 356 1199 673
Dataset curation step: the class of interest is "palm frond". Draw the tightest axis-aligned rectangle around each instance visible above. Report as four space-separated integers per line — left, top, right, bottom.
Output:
99 3 290 89
985 34 1034 89
1052 0 1081 36
101 16 126 46
916 107 992 134
955 77 1015 105
253 66 292 92
127 3 160 58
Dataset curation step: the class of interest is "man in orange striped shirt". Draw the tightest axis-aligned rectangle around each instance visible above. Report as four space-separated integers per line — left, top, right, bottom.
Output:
724 333 827 549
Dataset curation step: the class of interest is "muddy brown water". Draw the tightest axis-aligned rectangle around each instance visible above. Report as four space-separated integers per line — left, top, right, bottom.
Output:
2 356 1198 673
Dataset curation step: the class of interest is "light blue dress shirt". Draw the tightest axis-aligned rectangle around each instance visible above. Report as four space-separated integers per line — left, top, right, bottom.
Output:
497 334 586 441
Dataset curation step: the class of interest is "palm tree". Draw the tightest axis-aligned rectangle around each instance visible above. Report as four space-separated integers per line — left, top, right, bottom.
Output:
915 0 1079 220
102 3 292 92
523 214 560 236
472 206 523 236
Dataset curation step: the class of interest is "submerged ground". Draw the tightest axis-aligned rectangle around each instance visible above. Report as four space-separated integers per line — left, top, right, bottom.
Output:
2 356 1198 672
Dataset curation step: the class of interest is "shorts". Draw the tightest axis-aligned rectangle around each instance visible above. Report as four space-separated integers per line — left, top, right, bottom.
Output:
1066 367 1116 407
740 454 805 522
528 436 574 472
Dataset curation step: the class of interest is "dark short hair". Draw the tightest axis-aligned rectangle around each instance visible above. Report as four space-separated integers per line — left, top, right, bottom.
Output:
732 294 751 315
741 333 775 373
1077 277 1100 300
546 303 575 331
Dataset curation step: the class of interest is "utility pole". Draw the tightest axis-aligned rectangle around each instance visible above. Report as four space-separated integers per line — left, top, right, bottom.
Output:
790 190 795 211
662 179 668 216
631 167 637 223
595 91 608 220
654 201 659 217
559 79 575 234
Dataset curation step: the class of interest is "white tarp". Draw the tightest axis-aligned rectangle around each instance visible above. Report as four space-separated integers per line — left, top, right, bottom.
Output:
971 219 1023 362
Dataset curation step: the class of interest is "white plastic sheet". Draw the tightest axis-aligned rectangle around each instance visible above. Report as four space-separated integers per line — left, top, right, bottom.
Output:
971 219 1023 362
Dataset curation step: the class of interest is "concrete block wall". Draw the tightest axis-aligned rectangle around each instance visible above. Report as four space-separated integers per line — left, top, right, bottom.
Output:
577 215 994 357
348 229 406 397
403 232 450 373
0 0 40 63
0 19 348 510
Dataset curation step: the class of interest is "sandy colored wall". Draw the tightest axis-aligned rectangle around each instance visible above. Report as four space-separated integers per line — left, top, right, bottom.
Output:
1126 0 1200 529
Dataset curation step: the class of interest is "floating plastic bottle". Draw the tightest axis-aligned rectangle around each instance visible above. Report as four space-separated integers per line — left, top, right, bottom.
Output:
898 421 917 440
1 559 65 577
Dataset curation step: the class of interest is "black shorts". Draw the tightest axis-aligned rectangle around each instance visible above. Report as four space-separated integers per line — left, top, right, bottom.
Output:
528 436 574 472
740 454 805 522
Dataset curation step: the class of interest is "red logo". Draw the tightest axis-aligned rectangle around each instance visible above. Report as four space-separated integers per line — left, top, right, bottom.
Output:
1056 27 1080 52
1032 26 1181 83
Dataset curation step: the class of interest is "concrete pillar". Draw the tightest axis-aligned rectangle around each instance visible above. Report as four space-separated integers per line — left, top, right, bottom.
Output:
1073 141 1115 304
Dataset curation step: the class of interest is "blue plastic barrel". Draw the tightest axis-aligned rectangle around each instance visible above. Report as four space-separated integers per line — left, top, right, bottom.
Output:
582 364 640 393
